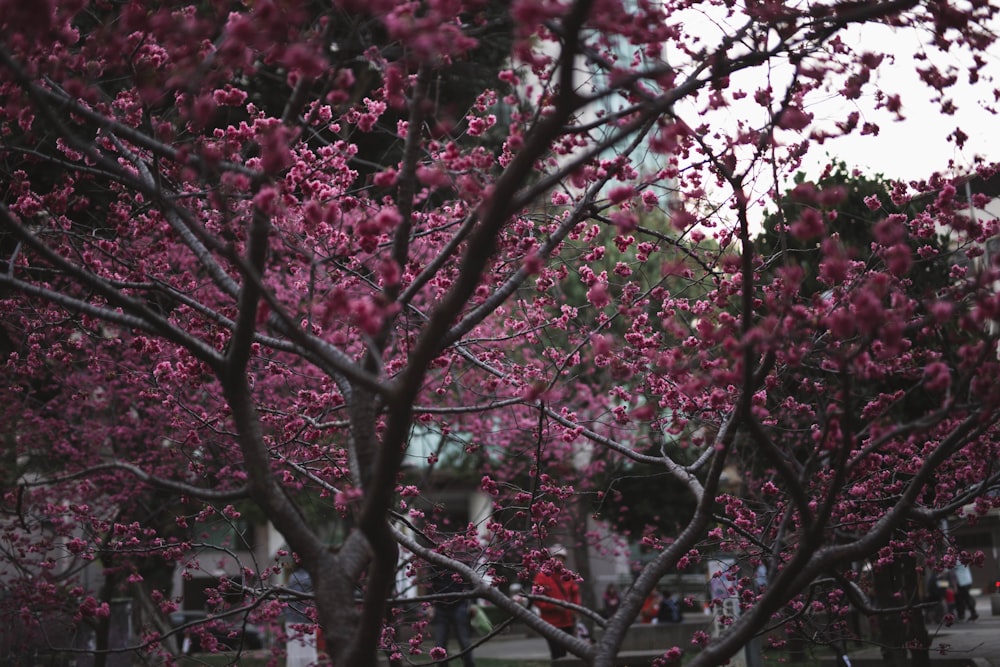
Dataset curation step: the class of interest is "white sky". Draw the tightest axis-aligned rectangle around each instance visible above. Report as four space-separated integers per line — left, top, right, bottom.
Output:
807 22 1000 182
666 10 1000 185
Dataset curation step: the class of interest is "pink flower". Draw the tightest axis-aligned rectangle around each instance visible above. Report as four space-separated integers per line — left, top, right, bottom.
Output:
884 243 912 276
817 186 847 207
611 210 638 233
350 298 385 335
467 115 496 136
923 362 951 393
818 239 850 285
790 208 824 240
827 308 855 339
874 215 907 244
373 169 398 187
523 252 544 275
253 187 282 215
777 106 812 131
587 283 611 309
608 185 634 205
378 258 401 287
480 475 499 497
212 85 247 106
789 182 818 204
651 122 689 154
374 207 402 232
416 165 451 188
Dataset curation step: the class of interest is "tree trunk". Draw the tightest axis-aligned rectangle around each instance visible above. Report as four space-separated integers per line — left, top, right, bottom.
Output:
571 497 597 634
872 555 930 667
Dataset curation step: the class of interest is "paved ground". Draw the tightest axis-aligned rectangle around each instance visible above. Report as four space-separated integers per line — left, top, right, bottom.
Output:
878 593 1000 665
472 594 1000 665
474 631 550 662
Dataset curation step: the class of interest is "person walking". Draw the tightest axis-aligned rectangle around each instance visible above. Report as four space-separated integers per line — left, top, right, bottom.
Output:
532 546 581 660
656 589 683 623
640 589 662 623
944 586 957 617
601 583 621 618
953 564 979 621
429 565 476 667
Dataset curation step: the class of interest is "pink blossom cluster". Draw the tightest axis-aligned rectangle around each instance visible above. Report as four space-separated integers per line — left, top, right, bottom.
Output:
1 0 1000 666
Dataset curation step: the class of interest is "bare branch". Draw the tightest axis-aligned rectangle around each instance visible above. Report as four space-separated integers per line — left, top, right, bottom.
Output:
18 461 249 502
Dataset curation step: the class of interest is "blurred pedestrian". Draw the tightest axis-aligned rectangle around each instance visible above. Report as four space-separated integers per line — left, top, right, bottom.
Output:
640 589 661 623
944 586 957 617
602 583 621 618
532 546 580 660
954 564 979 621
429 565 476 667
656 589 683 623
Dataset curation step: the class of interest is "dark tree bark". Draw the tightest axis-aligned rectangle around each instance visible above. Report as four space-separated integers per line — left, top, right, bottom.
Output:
872 555 930 667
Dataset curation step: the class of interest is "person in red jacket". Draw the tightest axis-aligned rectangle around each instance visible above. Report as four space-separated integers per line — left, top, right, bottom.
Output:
532 547 581 660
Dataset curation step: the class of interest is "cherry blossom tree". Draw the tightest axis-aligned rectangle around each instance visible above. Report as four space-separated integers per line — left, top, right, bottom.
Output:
3 2 1000 667
754 163 969 667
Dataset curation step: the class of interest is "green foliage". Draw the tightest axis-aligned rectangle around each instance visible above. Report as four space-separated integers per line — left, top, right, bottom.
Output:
756 162 949 297
598 467 697 541
594 429 700 542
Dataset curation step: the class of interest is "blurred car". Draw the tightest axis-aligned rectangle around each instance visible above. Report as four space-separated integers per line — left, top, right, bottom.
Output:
170 610 264 654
